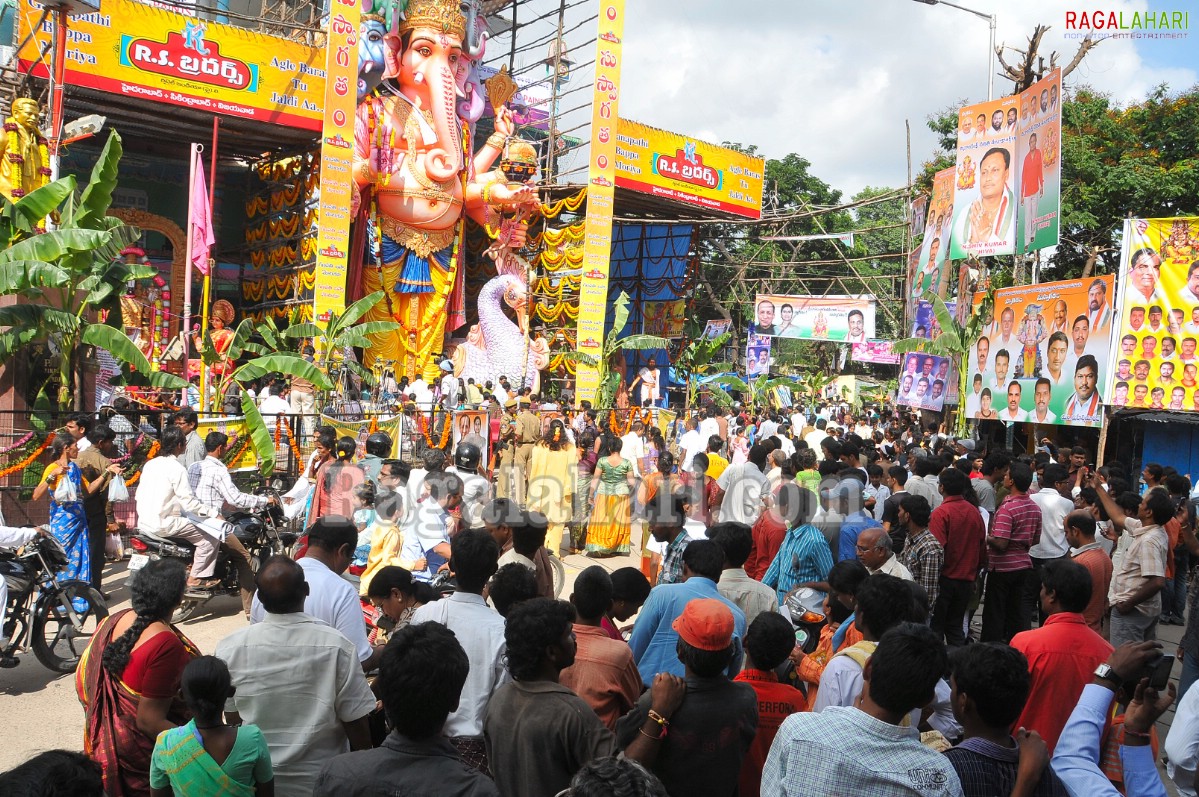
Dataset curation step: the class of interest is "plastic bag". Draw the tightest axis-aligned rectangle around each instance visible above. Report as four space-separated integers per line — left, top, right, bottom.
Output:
52 471 78 503
105 532 123 560
108 477 129 503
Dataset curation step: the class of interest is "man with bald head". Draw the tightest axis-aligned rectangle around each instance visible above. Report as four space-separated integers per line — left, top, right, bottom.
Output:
217 555 377 796
855 525 913 580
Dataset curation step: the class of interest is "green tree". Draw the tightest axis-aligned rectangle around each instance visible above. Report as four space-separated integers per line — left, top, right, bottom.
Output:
0 131 187 411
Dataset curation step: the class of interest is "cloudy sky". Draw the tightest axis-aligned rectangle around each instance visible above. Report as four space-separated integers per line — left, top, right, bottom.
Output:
608 0 1196 198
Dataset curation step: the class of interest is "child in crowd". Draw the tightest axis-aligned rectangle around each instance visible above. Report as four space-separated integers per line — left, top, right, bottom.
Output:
349 482 377 576
149 656 274 796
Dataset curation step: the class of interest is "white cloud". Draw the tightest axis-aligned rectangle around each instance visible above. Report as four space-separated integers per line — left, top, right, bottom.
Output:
616 0 1197 196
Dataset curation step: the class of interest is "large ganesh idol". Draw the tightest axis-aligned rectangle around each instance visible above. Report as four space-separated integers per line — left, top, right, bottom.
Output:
353 0 537 380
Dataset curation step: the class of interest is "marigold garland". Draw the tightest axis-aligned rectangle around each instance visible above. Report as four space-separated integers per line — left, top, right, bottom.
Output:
419 413 453 450
539 189 586 219
221 436 251 467
281 420 304 465
0 433 53 478
123 441 161 487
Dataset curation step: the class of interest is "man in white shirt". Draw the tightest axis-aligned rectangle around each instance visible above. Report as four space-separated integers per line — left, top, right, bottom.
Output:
677 416 704 472
411 528 509 775
439 362 460 407
403 471 462 582
699 406 721 442
1000 381 1027 422
188 431 271 614
64 413 91 453
964 373 983 419
250 515 381 670
790 409 806 438
1028 378 1057 424
856 526 913 580
172 409 207 468
620 422 647 477
804 418 829 453
219 556 376 796
757 413 779 440
135 427 222 589
1026 464 1074 624
258 382 292 415
448 443 491 529
713 444 771 526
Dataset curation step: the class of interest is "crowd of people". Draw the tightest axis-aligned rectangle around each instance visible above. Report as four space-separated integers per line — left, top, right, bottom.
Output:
7 397 1199 797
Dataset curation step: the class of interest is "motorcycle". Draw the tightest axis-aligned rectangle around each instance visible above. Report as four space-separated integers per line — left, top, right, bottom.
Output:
784 587 828 655
129 492 296 623
1 531 109 672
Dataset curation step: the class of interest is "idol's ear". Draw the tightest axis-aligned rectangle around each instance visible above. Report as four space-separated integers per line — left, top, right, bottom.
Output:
383 32 403 80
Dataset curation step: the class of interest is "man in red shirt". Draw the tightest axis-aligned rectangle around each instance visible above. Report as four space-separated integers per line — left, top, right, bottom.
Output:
1009 558 1112 753
928 467 986 648
734 612 807 797
1021 132 1045 250
559 565 643 731
981 462 1042 643
1066 510 1113 634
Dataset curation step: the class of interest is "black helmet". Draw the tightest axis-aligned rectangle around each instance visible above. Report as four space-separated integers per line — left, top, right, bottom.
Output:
366 432 392 458
455 442 481 471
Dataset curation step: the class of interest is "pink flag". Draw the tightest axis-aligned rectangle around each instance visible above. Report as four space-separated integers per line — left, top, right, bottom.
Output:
190 149 215 276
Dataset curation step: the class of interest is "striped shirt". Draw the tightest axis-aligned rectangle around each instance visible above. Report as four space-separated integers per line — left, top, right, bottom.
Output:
988 493 1041 573
761 523 834 602
901 528 945 607
657 531 693 586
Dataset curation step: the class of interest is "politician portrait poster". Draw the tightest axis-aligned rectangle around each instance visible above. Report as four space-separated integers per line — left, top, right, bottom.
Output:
1105 218 1199 413
968 276 1114 426
950 95 1019 260
1015 69 1062 255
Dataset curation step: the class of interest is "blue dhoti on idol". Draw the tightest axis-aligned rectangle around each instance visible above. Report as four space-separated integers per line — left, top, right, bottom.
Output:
368 218 455 295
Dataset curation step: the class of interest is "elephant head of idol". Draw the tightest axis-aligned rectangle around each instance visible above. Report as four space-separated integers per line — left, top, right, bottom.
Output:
384 0 467 183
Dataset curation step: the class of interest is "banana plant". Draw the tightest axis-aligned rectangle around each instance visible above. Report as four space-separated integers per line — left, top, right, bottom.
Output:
705 373 802 416
673 331 733 414
593 291 671 409
892 289 995 436
283 290 402 395
193 314 333 475
0 131 187 410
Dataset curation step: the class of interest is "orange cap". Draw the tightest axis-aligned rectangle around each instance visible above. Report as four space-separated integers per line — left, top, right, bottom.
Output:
671 598 735 651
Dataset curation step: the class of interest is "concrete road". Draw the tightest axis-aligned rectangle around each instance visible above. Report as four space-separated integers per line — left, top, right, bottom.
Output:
0 548 626 772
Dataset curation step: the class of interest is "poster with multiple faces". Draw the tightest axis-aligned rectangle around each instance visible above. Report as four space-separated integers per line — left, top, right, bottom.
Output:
452 411 490 466
897 352 953 412
948 69 1062 261
1015 69 1062 254
746 333 772 377
967 276 1114 426
1105 218 1199 411
909 168 956 309
950 95 1019 260
751 295 876 342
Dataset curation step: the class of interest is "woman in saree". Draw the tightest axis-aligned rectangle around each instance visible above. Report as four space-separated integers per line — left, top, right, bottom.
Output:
33 431 122 592
77 558 198 796
636 451 678 582
585 433 635 557
678 452 720 526
150 656 273 796
570 427 599 552
527 419 577 553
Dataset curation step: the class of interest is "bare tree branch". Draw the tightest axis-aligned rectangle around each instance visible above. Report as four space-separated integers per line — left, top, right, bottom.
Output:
1061 34 1100 79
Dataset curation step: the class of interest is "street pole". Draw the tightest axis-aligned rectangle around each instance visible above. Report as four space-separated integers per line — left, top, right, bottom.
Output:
912 1 996 100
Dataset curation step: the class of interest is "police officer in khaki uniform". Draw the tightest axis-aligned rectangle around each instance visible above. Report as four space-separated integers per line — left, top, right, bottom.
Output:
512 397 540 501
496 398 518 499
